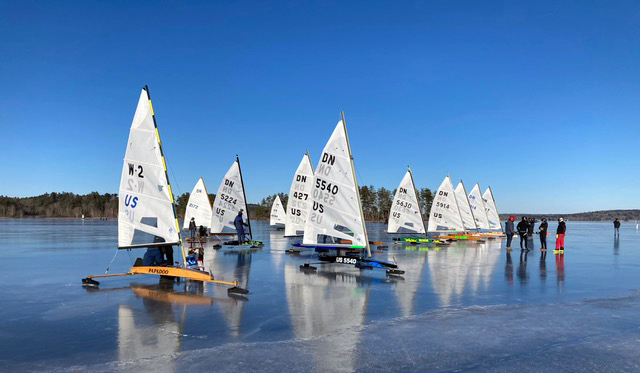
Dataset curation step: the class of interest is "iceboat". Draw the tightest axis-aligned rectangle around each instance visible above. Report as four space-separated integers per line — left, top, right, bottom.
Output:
428 176 485 242
295 113 404 276
387 167 448 246
210 156 263 247
81 86 247 295
269 195 286 230
284 151 314 238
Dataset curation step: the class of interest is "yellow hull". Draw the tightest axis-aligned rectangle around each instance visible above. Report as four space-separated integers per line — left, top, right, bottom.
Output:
85 266 239 287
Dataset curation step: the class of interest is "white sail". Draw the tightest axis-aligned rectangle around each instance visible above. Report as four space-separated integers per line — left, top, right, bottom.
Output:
118 87 180 249
455 181 478 231
388 169 425 234
210 159 248 234
427 176 465 233
303 119 368 252
468 183 490 230
182 177 213 229
284 153 314 236
482 187 502 231
270 195 286 226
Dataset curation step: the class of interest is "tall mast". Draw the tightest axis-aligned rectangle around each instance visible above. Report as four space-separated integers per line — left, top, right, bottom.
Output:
408 166 427 235
305 149 313 169
145 85 186 266
341 112 371 258
236 155 253 241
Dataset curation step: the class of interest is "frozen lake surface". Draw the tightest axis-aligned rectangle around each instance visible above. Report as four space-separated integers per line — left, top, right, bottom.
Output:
1 219 640 372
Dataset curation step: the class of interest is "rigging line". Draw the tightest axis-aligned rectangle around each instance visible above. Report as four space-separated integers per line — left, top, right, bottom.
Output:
166 157 183 197
127 249 134 266
104 247 120 274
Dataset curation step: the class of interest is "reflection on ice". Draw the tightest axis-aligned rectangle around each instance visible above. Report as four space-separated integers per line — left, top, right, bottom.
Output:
285 263 369 372
389 248 428 317
428 241 500 307
118 299 180 373
1 220 639 372
203 246 252 337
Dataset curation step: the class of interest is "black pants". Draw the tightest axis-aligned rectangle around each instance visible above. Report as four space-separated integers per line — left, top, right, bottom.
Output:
540 233 547 249
506 233 513 247
519 234 528 249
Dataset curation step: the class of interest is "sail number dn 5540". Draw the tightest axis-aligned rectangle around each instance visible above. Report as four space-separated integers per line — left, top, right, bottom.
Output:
336 256 358 265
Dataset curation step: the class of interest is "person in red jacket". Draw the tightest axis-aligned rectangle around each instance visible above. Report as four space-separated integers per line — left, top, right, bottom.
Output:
555 218 566 251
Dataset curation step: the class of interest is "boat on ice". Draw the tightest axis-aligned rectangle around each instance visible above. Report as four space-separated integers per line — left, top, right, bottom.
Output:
428 176 485 242
284 151 314 238
81 86 247 295
480 186 505 237
269 195 286 229
388 167 448 246
210 156 263 247
467 183 504 238
296 113 404 275
183 177 213 233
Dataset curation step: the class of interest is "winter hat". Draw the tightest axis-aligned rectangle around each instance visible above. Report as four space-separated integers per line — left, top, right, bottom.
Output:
558 218 564 222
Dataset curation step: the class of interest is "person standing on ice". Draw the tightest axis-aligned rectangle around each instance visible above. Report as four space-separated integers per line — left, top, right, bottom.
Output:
517 216 529 251
527 217 535 236
539 218 548 251
188 217 197 239
505 216 515 251
555 218 566 251
613 218 621 236
234 210 249 244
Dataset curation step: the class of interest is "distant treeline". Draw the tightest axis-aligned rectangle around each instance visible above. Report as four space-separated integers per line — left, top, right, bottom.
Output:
3 192 637 222
499 210 640 222
0 192 117 218
0 186 434 221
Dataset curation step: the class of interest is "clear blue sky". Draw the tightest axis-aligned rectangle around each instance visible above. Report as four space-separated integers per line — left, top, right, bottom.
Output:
1 1 638 213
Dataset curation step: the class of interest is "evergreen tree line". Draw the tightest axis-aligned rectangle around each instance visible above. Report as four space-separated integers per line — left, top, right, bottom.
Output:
0 187 432 221
6 191 638 222
0 192 117 218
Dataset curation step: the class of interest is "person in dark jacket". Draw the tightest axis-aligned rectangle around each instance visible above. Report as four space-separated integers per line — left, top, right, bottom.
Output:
539 218 548 251
527 218 535 236
143 248 163 266
505 216 515 251
614 218 621 236
198 225 208 238
161 246 174 265
517 216 529 251
188 217 197 239
555 218 566 251
234 210 249 244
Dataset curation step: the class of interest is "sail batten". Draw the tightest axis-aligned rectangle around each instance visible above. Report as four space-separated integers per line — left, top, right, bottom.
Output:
388 168 425 234
427 176 465 233
118 87 180 249
468 183 490 230
284 153 314 236
303 118 369 253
